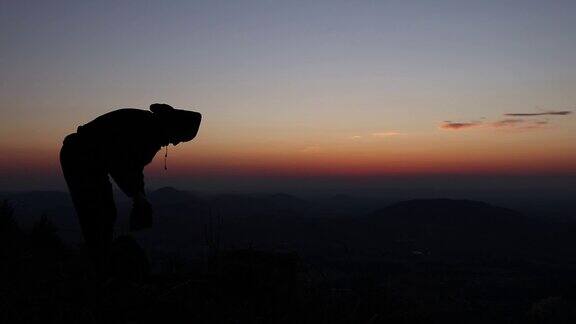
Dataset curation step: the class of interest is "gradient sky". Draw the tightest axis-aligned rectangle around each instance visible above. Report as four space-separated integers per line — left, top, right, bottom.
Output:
1 0 575 192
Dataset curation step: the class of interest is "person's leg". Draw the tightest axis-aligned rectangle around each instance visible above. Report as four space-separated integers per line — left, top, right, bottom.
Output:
61 136 117 277
74 173 116 276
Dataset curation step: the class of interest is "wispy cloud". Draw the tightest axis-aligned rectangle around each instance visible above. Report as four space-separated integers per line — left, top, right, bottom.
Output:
521 120 549 130
440 121 482 130
492 119 549 131
372 131 401 137
300 145 321 153
441 107 571 132
350 135 362 139
491 119 524 127
441 118 550 131
504 110 572 117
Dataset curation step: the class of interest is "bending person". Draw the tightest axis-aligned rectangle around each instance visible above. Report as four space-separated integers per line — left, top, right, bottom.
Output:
60 103 201 274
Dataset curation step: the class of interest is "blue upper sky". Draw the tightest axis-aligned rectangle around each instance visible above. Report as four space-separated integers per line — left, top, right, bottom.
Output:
1 0 575 190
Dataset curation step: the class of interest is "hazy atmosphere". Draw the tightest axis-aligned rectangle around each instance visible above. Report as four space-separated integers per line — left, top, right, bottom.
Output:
2 0 575 193
3 1 576 323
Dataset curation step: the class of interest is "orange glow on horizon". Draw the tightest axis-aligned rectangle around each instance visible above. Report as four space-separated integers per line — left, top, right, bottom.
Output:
1 124 575 182
144 146 576 177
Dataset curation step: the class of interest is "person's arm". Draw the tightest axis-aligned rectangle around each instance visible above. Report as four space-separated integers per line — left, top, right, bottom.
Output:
132 191 147 204
108 159 145 198
130 190 153 230
105 111 159 229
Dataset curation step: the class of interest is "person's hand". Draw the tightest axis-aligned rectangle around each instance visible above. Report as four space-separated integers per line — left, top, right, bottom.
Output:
130 193 153 231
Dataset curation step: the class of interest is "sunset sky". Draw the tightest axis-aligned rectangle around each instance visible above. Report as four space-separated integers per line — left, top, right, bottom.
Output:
1 0 575 192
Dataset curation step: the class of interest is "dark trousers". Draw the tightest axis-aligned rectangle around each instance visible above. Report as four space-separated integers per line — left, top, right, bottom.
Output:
60 134 116 274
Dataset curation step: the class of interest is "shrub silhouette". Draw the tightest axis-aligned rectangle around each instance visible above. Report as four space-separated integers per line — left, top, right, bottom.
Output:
0 200 25 279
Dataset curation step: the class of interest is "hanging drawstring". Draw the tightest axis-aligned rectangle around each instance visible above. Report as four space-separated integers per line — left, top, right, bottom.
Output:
164 145 168 170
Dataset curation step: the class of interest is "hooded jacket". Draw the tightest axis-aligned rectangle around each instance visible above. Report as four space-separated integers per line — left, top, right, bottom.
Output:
74 108 163 197
69 104 201 197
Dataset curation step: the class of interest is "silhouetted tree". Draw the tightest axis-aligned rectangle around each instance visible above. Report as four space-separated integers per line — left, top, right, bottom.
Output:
0 200 25 278
30 214 64 256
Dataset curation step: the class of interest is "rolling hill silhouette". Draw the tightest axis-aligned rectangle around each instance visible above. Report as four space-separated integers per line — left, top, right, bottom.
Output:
4 189 576 322
363 199 528 256
3 189 576 262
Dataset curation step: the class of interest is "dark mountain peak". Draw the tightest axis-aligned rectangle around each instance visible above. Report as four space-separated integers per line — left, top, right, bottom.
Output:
150 186 182 195
0 191 72 211
1 190 70 202
329 194 354 201
262 193 311 213
266 192 296 199
213 193 255 203
149 187 196 204
264 193 308 204
373 198 522 226
360 198 544 258
387 198 493 211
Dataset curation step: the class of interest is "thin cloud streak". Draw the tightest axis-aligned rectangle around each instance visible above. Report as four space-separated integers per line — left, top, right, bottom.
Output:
372 131 401 137
441 118 552 131
504 110 572 116
440 121 482 130
300 145 321 153
441 106 573 131
492 119 549 131
492 119 524 127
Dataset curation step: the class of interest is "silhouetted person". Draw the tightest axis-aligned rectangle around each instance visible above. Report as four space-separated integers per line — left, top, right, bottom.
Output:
60 103 201 275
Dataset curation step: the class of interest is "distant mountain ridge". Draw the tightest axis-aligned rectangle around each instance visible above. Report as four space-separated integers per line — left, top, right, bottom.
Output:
372 198 523 225
2 189 576 262
350 198 573 259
